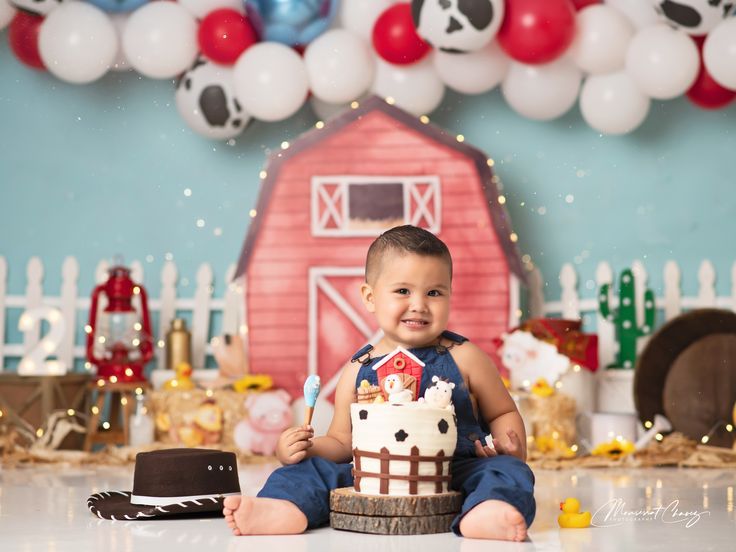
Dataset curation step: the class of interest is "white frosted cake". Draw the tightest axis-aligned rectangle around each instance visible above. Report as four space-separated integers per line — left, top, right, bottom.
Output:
350 402 457 496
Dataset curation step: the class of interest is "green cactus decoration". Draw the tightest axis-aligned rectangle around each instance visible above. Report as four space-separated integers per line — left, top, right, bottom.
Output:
598 268 656 369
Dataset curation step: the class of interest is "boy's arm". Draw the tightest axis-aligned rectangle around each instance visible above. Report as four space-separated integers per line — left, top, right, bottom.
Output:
304 361 358 464
452 342 528 461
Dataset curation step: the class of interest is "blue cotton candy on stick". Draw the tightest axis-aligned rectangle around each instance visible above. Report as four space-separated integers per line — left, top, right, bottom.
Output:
303 374 321 426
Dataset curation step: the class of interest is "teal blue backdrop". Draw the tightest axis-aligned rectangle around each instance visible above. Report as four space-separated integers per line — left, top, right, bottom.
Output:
1 40 734 359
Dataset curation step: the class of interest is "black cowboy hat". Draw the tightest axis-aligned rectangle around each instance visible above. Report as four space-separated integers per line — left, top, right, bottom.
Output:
87 449 240 521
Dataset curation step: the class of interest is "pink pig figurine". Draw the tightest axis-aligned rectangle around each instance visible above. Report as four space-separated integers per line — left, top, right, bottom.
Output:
234 389 293 456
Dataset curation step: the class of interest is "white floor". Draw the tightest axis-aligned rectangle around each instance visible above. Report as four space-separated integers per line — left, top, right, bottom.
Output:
0 461 734 551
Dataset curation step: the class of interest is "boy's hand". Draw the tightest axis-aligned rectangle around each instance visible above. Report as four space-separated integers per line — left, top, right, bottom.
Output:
474 429 523 461
276 425 314 465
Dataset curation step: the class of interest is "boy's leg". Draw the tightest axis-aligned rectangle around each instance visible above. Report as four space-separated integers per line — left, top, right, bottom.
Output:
224 457 354 534
450 455 536 538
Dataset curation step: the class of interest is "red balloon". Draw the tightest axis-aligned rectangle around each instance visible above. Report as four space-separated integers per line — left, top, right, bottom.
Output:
8 11 45 71
497 0 577 65
571 0 600 9
198 8 258 65
372 3 430 65
687 37 735 110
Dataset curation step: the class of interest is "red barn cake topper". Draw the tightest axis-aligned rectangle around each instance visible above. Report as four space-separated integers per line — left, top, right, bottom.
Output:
372 347 425 401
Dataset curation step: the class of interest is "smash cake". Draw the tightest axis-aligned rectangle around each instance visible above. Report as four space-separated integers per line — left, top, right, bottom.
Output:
350 401 457 496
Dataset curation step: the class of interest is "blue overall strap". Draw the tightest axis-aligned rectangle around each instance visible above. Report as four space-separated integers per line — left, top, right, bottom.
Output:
441 330 468 344
350 343 374 363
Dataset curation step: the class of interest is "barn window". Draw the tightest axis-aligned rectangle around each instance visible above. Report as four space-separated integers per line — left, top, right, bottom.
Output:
311 176 441 237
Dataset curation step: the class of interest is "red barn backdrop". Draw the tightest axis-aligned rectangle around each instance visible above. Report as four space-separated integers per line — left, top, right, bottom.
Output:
234 96 526 402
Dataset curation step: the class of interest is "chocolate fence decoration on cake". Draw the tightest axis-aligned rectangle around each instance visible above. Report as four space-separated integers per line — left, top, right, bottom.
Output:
352 446 451 495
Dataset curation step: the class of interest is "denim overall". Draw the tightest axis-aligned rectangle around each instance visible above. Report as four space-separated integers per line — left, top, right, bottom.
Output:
257 331 536 534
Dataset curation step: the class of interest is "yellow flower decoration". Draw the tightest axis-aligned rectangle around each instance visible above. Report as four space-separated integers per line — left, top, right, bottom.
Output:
591 438 635 459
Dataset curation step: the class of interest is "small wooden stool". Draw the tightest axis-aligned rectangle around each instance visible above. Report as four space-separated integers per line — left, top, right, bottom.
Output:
84 381 149 451
330 487 462 535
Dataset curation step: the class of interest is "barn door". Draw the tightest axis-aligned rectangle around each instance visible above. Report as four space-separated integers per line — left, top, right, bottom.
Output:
308 267 381 402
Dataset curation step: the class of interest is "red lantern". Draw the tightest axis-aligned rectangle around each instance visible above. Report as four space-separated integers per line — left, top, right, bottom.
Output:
497 0 577 65
198 8 258 65
372 3 430 65
86 264 153 382
8 11 45 70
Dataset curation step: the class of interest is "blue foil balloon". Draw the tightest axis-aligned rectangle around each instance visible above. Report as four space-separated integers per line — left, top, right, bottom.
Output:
244 0 338 47
86 0 149 13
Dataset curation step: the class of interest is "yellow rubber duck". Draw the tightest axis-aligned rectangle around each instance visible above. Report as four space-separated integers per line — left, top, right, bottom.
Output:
530 377 555 397
558 497 592 529
164 362 195 391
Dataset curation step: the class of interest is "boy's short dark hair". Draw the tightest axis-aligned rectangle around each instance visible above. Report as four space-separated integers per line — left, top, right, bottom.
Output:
365 225 453 283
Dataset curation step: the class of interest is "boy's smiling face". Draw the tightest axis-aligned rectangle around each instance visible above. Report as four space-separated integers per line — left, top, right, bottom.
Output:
361 251 452 350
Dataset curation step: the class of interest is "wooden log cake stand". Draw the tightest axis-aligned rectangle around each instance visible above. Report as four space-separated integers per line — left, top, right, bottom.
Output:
330 487 462 535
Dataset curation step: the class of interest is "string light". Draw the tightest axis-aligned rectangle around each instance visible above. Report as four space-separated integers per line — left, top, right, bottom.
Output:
280 141 290 150
102 422 110 430
644 420 653 429
497 195 506 205
110 376 118 384
67 409 75 416
419 115 429 124
315 121 325 129
510 233 518 243
205 389 214 397
125 368 134 377
249 209 257 218
259 170 267 179
486 158 495 167
135 387 144 395
157 340 165 348
350 101 360 109
91 406 100 415
384 97 395 105
36 428 44 438
134 323 142 331
120 397 128 406
84 325 93 334
97 379 105 387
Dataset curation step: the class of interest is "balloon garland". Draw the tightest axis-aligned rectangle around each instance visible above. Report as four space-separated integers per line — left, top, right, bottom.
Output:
1 0 735 141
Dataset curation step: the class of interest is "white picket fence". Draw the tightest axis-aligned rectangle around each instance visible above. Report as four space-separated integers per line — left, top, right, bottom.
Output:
3 255 734 374
0 256 245 372
529 259 736 367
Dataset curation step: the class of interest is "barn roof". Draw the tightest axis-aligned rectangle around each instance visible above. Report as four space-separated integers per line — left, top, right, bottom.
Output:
234 95 526 282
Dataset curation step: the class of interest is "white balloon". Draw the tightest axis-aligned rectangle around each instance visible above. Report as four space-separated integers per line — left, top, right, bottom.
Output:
122 2 198 79
580 71 650 135
604 0 660 29
569 5 634 75
0 0 15 31
305 29 375 105
501 58 582 121
10 0 67 17
178 0 244 19
649 0 736 36
233 42 309 122
339 0 393 41
414 0 504 53
433 41 509 95
703 18 736 91
176 60 250 140
625 24 699 100
109 14 131 73
372 57 445 116
38 3 117 84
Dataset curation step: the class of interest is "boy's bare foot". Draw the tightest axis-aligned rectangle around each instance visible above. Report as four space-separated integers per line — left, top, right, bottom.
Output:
459 500 528 542
222 495 308 536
